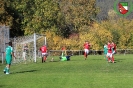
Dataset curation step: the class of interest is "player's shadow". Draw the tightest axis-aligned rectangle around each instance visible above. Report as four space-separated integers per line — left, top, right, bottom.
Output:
92 59 103 60
115 59 125 62
0 61 4 66
0 85 5 88
11 70 37 74
49 60 60 62
49 60 75 62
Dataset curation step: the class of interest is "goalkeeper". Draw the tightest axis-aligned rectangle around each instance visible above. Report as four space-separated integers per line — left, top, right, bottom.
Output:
60 52 72 61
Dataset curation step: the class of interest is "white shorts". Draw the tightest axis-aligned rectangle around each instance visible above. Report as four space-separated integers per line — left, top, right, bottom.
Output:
84 49 89 54
106 53 112 58
41 53 48 57
22 52 27 58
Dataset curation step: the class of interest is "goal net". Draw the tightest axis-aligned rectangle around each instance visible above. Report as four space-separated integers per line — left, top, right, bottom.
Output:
11 33 46 64
0 25 10 64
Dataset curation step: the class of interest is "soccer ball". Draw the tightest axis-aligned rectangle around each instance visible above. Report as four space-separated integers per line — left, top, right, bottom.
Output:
51 58 54 62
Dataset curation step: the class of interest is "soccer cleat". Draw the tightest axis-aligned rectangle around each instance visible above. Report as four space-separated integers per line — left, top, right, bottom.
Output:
6 72 10 75
85 58 87 60
3 70 6 74
51 58 54 62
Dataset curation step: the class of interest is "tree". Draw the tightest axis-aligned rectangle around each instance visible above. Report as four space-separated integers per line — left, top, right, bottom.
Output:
0 0 24 37
59 0 98 33
19 0 63 35
0 0 13 26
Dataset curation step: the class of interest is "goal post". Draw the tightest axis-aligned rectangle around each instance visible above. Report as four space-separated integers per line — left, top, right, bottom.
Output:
0 25 10 64
34 33 36 62
11 33 46 64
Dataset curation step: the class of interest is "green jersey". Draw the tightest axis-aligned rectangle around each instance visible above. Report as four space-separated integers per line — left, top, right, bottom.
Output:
5 46 13 64
104 45 107 54
60 52 67 61
5 46 13 56
61 56 67 61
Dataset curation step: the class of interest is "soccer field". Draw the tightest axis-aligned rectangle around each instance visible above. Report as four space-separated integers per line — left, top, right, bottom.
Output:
0 54 133 88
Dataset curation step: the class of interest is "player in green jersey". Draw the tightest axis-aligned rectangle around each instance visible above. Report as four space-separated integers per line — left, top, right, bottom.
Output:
104 43 108 60
3 42 15 74
60 52 72 61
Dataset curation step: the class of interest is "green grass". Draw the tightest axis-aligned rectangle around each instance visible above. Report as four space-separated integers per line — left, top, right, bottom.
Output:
0 54 133 88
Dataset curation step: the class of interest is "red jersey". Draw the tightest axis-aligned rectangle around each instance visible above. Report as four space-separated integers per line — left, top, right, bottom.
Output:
112 43 116 52
40 46 47 53
62 47 66 50
84 43 90 49
107 43 112 53
114 44 116 52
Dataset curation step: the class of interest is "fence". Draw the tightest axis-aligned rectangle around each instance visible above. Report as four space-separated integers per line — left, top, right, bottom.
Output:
0 25 10 64
48 49 133 56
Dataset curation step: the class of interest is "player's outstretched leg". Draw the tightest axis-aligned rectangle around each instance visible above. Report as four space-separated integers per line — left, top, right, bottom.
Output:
3 66 7 74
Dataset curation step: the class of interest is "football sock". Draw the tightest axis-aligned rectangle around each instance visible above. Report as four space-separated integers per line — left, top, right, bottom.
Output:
84 52 86 58
105 55 108 61
4 67 7 71
6 67 9 73
86 54 87 58
108 57 110 61
42 58 43 63
112 56 114 62
44 57 46 61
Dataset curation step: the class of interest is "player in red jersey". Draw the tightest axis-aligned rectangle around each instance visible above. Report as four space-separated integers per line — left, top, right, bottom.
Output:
111 42 116 54
62 45 66 56
111 42 116 63
83 41 91 60
40 45 48 63
106 41 113 63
